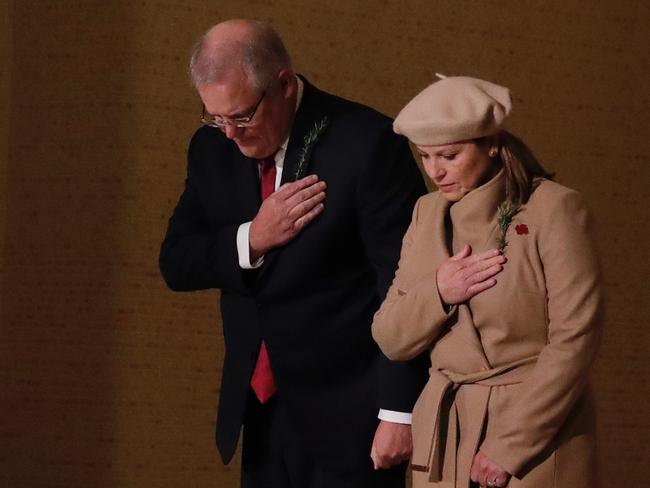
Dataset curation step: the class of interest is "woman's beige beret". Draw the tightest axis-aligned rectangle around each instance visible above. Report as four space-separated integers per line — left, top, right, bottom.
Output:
393 76 512 146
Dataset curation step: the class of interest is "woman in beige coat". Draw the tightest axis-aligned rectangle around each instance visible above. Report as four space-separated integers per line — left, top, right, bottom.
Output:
372 76 602 488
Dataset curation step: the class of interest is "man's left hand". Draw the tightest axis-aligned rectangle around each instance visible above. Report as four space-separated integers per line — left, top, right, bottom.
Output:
370 421 412 470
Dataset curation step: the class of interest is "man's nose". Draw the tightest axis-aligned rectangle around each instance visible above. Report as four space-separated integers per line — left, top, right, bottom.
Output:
223 124 241 140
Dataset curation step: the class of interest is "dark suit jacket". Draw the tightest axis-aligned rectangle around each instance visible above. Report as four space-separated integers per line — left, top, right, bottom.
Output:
159 77 427 473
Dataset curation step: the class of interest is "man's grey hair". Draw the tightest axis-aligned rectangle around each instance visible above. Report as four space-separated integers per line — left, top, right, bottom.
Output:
189 20 292 90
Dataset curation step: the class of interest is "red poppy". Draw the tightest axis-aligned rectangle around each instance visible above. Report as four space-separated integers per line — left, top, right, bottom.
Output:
515 224 529 235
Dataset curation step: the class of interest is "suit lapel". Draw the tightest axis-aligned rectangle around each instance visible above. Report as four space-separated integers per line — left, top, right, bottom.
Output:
232 149 262 220
257 78 329 281
280 78 327 186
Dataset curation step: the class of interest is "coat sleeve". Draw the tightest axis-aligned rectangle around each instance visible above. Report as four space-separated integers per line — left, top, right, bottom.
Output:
355 126 430 413
480 189 603 476
159 134 251 294
372 196 456 361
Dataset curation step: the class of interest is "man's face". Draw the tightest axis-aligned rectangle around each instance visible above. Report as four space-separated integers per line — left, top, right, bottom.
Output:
197 70 295 159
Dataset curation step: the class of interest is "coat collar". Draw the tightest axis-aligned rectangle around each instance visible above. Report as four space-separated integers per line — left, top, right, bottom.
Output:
448 169 506 253
449 168 506 227
425 175 508 372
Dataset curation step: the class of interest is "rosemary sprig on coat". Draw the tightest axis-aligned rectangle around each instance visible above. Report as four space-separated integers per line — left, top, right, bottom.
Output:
496 201 521 251
294 116 329 180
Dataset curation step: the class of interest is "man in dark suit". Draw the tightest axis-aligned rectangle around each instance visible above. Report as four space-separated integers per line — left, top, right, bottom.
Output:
159 19 427 487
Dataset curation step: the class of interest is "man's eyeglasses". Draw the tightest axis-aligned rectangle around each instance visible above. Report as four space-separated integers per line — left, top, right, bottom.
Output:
201 87 267 129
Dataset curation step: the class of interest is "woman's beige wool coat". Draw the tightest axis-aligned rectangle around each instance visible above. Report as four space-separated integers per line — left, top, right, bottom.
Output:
372 171 603 488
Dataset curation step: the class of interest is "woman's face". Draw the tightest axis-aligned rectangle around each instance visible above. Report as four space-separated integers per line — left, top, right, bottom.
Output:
416 139 500 202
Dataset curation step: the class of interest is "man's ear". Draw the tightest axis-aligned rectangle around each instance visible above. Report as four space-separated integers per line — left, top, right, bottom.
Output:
277 69 296 99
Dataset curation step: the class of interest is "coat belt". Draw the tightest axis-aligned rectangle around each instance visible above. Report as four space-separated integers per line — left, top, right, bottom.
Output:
411 355 538 487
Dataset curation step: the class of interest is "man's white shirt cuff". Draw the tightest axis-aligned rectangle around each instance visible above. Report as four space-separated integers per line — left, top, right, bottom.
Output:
378 409 412 425
237 222 264 269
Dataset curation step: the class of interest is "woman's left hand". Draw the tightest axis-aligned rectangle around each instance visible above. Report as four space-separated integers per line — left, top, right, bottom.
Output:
470 450 511 487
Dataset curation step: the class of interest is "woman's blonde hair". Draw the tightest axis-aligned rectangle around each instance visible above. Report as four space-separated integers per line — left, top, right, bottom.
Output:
496 131 554 206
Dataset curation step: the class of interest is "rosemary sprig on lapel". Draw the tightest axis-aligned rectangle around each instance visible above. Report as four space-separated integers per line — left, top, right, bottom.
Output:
496 201 521 251
294 116 329 180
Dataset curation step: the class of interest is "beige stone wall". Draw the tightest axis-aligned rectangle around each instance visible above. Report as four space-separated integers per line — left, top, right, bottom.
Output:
1 1 648 486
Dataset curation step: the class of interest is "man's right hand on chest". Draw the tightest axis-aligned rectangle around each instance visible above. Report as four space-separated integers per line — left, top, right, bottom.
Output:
249 175 327 262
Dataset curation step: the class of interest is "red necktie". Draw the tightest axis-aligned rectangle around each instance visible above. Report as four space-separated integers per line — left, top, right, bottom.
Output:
250 155 277 403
